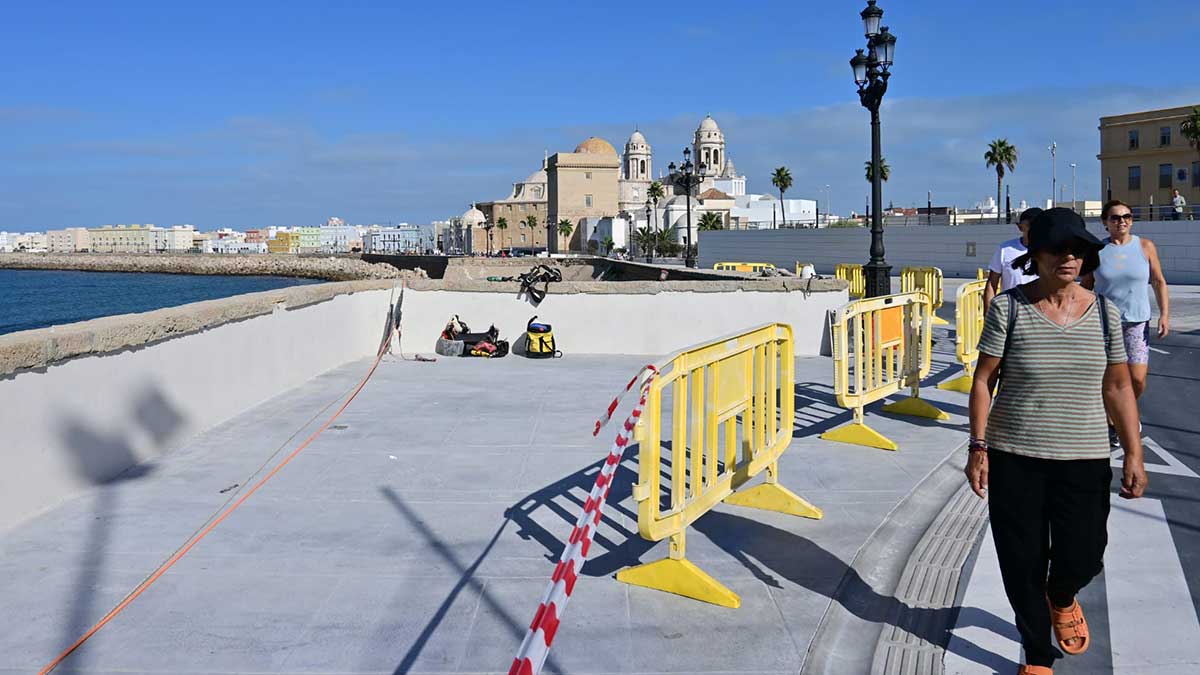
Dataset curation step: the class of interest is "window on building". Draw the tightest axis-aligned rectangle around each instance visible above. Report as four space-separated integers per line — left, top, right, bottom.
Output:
520 233 526 243
1160 126 1171 146
1193 162 1200 188
1160 163 1173 189
1128 129 1139 150
1128 166 1141 190
585 194 593 208
639 159 645 175
585 172 592 180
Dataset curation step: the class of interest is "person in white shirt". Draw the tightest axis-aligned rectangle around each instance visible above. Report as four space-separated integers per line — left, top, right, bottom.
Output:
984 207 1042 310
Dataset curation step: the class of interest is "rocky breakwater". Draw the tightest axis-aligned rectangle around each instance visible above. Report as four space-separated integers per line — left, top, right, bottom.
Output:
0 253 425 281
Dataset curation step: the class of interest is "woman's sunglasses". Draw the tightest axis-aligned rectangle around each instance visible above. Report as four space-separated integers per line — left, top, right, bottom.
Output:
1045 243 1093 259
1107 213 1133 223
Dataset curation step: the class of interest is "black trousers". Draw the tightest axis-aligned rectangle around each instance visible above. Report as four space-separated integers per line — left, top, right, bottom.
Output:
987 449 1112 667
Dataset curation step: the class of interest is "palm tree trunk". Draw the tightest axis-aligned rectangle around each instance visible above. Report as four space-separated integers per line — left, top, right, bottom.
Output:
780 190 786 227
996 173 1002 225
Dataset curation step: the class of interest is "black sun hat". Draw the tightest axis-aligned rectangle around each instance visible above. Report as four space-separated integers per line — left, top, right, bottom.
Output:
1012 207 1105 271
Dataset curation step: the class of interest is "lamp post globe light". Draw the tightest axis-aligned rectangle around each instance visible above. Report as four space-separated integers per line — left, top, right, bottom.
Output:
851 0 897 297
668 147 707 268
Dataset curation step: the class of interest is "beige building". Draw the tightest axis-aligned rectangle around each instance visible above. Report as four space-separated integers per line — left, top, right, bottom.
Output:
477 166 550 252
547 137 621 251
47 227 92 253
153 226 194 252
88 225 155 253
1098 105 1200 218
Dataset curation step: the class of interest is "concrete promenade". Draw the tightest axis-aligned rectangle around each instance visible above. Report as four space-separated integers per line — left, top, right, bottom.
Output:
2 281 1197 673
0 331 972 673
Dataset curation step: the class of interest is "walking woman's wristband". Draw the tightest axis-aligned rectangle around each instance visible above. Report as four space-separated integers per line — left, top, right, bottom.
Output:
968 437 988 452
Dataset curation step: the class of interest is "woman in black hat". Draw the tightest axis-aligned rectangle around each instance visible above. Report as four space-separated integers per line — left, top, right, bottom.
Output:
965 207 1146 675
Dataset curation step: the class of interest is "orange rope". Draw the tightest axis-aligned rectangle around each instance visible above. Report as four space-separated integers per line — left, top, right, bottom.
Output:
39 330 393 673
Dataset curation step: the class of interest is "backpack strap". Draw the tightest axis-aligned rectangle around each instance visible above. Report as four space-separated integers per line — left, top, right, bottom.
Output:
996 290 1017 387
1098 295 1112 354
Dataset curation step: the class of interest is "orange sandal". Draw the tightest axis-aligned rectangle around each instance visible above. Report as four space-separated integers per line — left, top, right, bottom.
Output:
1017 666 1052 675
1048 596 1089 655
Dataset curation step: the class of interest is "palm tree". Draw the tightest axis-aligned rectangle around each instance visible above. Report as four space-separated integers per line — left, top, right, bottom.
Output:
496 217 508 252
654 229 676 258
483 220 495 256
557 219 574 251
634 226 656 262
648 181 665 231
1182 107 1200 164
698 211 724 231
519 214 537 250
864 158 891 184
984 139 1018 224
771 167 793 228
602 235 614 255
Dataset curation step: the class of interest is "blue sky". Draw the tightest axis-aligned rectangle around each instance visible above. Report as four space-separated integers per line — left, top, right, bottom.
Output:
3 0 1199 231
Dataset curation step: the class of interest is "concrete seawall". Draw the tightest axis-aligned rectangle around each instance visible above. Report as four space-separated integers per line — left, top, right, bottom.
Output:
0 280 396 532
0 252 410 281
0 271 845 533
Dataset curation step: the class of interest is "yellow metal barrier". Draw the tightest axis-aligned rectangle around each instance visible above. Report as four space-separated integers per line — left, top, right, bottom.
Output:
938 279 987 394
820 292 949 450
901 266 949 325
795 261 813 276
835 263 866 299
714 261 776 273
617 323 821 608
976 267 988 281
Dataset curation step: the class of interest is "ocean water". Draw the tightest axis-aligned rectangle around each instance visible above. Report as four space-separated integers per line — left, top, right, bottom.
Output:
0 269 320 336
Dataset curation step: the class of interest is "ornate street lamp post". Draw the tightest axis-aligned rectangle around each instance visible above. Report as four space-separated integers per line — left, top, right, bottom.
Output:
851 0 897 297
643 198 653 260
668 147 707 268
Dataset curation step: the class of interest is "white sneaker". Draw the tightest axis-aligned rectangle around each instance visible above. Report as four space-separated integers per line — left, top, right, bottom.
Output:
1109 424 1121 449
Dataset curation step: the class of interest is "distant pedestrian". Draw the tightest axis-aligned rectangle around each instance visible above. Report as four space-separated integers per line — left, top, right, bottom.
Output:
1171 189 1186 220
966 208 1146 675
1083 199 1170 447
983 207 1042 310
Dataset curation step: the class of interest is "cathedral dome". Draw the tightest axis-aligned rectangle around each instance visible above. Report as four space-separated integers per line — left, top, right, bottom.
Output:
698 115 721 133
574 137 618 155
461 205 485 226
628 130 647 146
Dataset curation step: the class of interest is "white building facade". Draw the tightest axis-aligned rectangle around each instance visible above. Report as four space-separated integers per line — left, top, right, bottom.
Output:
363 225 430 254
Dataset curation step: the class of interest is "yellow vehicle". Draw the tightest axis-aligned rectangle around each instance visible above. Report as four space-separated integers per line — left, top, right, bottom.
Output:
714 261 776 273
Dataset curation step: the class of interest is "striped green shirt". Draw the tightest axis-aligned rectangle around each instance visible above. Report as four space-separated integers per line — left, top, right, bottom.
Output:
978 287 1126 460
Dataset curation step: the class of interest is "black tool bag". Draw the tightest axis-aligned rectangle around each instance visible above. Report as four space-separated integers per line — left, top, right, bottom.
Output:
517 265 562 305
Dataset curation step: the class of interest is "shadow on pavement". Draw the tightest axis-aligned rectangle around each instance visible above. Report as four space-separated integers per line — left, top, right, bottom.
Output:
52 383 177 673
692 510 1014 672
380 486 563 675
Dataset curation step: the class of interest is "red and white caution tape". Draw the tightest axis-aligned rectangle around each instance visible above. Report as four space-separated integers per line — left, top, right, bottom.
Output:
509 364 658 675
592 365 658 437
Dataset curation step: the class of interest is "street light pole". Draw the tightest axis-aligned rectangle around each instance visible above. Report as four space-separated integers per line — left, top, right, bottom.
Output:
1070 162 1077 213
668 147 707 268
850 0 897 298
1049 142 1057 208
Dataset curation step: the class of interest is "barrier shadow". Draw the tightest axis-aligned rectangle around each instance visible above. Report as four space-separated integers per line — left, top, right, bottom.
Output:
691 510 1013 671
506 445 657 578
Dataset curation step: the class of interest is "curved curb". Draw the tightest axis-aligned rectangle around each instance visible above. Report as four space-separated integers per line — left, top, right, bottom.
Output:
800 441 976 674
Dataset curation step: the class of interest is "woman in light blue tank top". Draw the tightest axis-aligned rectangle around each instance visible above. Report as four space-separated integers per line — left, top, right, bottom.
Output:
1083 200 1170 408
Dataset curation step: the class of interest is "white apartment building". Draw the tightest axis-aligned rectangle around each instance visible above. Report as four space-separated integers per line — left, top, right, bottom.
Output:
208 239 267 254
319 225 363 253
363 225 429 253
89 225 154 253
47 227 92 252
6 232 49 252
